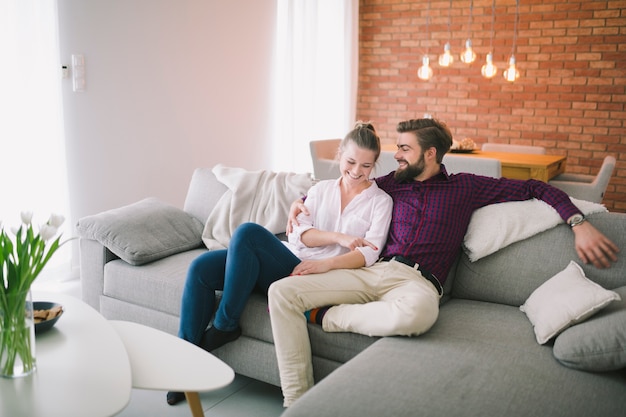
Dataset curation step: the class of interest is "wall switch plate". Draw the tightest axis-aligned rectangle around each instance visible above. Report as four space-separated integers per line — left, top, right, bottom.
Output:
71 54 85 92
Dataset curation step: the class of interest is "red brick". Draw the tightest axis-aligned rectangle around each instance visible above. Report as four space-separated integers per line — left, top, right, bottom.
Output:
357 0 626 212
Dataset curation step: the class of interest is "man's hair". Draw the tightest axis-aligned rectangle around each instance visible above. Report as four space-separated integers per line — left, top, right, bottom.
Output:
396 118 453 163
340 121 381 161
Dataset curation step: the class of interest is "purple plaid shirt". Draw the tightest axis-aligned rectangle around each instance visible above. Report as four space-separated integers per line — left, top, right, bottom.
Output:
375 166 581 283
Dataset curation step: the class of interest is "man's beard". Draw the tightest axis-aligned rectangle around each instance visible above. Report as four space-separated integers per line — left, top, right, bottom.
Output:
394 153 425 182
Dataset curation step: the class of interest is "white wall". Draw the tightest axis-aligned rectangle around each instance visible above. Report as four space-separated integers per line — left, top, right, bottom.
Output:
57 0 278 225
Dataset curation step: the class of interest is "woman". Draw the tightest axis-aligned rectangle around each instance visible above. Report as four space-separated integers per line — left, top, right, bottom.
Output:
168 122 393 405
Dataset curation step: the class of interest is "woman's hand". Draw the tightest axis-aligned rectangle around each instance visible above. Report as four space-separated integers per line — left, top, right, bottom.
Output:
336 234 378 251
291 259 332 276
286 198 308 234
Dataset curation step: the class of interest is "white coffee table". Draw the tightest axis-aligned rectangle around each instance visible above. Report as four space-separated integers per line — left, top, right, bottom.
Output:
109 320 235 417
0 292 132 417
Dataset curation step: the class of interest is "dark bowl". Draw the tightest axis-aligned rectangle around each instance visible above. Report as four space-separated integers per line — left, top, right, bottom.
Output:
33 301 64 334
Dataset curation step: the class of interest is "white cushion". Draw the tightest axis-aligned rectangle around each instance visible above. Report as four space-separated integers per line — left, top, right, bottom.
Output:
520 261 620 345
463 197 607 262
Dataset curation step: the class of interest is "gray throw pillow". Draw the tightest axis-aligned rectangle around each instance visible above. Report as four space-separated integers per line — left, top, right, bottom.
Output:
553 286 626 372
76 198 204 266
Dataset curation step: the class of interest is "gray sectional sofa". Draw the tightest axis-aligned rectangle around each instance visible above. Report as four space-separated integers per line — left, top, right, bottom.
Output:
77 166 626 417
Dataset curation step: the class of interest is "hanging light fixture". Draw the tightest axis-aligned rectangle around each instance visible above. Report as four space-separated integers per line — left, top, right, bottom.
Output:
438 0 454 67
504 0 521 82
481 0 498 78
417 1 432 81
418 55 433 80
460 0 476 64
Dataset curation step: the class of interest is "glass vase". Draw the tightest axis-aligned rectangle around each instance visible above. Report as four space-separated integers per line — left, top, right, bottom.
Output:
0 289 36 378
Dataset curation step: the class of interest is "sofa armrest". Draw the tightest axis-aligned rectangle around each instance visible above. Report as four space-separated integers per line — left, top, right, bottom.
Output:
77 197 205 312
79 237 119 311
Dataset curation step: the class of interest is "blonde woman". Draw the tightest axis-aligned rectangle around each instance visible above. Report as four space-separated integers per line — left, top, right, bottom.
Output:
169 122 393 405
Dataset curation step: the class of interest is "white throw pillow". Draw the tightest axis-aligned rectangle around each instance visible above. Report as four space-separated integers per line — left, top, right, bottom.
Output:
520 261 620 345
463 197 607 262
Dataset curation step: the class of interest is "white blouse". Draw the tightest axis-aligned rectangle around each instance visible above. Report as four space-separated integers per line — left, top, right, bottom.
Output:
286 178 393 267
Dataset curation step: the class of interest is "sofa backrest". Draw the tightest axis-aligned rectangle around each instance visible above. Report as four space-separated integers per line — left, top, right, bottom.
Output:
451 211 626 307
183 168 229 224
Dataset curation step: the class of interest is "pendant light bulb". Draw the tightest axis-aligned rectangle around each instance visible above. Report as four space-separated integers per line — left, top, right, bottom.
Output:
460 39 476 64
438 42 454 67
481 52 498 78
417 55 433 81
503 55 520 82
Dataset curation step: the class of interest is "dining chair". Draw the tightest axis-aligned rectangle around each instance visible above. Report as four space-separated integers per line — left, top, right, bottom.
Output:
442 154 502 178
481 143 546 154
548 156 616 203
309 139 341 180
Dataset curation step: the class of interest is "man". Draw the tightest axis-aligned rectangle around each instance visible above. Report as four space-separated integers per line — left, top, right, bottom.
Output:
268 118 619 407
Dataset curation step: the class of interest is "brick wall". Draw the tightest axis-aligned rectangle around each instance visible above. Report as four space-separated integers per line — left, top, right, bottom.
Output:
357 0 626 212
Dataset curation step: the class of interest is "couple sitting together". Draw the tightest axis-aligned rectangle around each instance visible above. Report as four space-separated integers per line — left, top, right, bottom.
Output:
167 118 619 408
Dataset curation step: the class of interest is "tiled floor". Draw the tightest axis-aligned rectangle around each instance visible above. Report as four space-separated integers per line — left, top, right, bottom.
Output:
32 278 286 417
118 375 285 417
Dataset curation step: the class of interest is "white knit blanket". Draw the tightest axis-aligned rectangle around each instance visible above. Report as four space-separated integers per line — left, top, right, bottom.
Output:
463 197 608 262
202 165 312 250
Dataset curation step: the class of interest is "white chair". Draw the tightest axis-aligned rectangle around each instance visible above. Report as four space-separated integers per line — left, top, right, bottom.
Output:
549 156 616 203
481 143 546 154
443 154 502 178
309 139 341 180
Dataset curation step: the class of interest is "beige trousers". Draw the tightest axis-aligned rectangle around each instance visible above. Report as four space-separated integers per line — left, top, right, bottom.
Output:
267 259 441 407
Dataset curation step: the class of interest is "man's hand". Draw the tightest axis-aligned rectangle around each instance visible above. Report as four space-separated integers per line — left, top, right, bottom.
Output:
572 221 619 268
286 198 308 234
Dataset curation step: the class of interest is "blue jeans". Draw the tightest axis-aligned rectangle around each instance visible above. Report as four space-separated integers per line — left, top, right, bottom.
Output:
178 222 301 344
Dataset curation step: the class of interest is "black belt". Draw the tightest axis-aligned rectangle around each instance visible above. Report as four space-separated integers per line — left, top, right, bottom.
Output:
379 256 443 296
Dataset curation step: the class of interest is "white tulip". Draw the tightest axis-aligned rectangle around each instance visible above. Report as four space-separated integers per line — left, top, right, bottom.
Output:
47 213 65 228
21 211 33 225
39 224 59 242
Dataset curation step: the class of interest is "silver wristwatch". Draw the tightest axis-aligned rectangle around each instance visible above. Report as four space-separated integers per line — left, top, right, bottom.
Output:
568 214 586 228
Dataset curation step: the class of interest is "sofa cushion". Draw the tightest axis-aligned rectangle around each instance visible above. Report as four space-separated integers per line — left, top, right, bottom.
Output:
183 168 229 224
520 261 620 344
462 197 606 262
553 285 626 371
77 198 204 265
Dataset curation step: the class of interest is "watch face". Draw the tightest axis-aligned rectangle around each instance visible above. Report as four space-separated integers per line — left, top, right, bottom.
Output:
569 214 584 225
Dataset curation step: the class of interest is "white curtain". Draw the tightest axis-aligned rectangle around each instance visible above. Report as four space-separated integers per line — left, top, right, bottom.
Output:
0 0 71 276
271 0 359 173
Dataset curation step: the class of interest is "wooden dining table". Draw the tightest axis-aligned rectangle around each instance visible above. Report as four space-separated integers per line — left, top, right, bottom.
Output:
450 150 567 182
381 144 567 182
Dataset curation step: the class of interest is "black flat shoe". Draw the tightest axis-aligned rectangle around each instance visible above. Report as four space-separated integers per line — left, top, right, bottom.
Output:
166 391 186 405
200 326 242 352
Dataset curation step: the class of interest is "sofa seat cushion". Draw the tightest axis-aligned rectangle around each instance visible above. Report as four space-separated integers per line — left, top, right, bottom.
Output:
283 299 626 417
104 254 378 365
104 248 208 317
